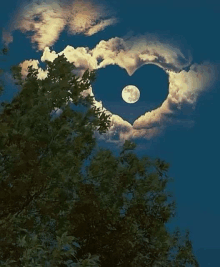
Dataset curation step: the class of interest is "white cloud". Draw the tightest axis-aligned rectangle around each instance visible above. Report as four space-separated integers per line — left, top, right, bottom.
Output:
85 18 118 36
19 59 48 80
15 34 219 145
2 0 118 51
167 62 218 108
66 0 118 36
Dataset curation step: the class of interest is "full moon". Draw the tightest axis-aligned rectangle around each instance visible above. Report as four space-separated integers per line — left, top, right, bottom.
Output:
122 85 140 103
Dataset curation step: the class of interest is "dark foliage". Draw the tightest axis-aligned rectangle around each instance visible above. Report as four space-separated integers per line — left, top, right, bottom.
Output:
0 53 199 266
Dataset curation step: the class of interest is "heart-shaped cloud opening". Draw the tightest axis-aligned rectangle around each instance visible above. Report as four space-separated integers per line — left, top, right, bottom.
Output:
13 35 219 147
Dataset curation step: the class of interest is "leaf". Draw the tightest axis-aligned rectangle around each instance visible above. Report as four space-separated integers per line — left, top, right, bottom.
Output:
17 235 27 247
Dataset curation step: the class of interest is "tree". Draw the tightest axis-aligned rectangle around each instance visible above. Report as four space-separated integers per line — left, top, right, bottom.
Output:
0 53 111 266
0 54 199 266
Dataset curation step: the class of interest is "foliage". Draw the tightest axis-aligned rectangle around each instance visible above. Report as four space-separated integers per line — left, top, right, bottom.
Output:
0 53 199 266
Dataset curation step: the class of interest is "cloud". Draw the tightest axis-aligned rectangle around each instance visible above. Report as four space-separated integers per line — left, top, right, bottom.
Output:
19 59 49 80
1 0 118 51
66 0 118 36
85 18 118 36
167 62 218 108
14 33 219 147
91 34 192 75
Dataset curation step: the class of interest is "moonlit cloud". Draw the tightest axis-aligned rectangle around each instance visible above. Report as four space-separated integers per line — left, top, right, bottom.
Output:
15 34 219 146
2 0 219 147
66 0 118 37
1 0 118 51
19 59 49 80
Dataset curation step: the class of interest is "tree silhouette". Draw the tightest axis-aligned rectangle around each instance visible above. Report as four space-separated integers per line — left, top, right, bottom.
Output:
0 54 199 266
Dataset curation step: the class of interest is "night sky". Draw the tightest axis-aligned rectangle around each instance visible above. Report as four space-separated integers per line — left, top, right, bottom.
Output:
1 0 220 266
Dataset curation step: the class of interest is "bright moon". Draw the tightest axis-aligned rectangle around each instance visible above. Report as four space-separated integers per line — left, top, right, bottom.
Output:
122 85 140 103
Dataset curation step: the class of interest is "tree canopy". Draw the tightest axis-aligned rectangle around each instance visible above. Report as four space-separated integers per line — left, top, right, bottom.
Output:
0 53 199 266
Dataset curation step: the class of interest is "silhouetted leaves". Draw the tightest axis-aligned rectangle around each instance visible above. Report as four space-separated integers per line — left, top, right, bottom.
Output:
0 54 199 266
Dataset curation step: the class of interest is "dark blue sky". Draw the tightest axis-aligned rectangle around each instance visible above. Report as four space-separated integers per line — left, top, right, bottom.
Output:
1 0 220 266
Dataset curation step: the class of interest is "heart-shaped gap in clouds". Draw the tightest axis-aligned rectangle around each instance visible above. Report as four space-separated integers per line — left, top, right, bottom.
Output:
92 64 168 124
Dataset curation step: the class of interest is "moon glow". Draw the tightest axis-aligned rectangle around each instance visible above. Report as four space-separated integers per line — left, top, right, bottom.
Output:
122 85 140 103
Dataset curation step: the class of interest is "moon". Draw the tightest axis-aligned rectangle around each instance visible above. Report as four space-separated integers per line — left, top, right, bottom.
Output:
122 85 140 103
